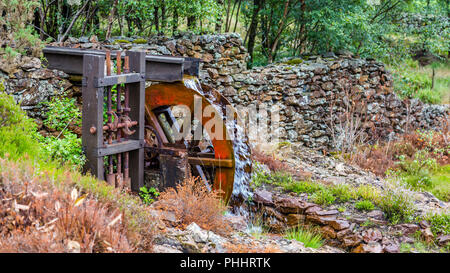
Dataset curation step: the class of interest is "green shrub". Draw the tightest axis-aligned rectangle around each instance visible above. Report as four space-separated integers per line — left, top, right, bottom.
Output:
329 184 356 202
403 174 433 189
355 200 375 211
0 92 41 159
250 166 271 189
397 150 438 177
285 226 324 249
38 132 85 167
284 180 323 194
416 88 442 104
356 185 382 203
139 186 160 205
38 95 84 167
425 212 450 236
42 96 81 131
250 169 295 189
378 180 415 224
310 189 336 205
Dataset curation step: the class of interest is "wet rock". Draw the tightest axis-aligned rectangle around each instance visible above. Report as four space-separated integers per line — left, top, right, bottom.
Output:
353 242 383 253
400 236 415 244
286 214 305 226
21 56 41 71
419 220 430 229
367 210 384 220
274 196 303 214
306 215 337 225
395 224 420 236
253 189 274 206
383 243 400 253
437 235 450 246
422 227 434 243
305 206 322 215
342 234 363 248
264 206 287 222
225 214 247 231
29 69 56 80
186 222 209 243
321 226 337 239
362 228 383 243
327 219 350 231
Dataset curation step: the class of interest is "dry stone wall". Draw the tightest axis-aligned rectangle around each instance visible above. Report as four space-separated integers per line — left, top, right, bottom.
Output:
0 55 75 124
218 56 449 149
102 33 448 149
1 33 448 150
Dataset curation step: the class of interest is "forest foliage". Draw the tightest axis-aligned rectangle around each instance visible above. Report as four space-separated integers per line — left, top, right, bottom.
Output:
0 0 448 67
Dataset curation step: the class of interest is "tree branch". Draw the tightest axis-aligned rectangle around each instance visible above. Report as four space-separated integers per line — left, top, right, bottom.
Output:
58 0 91 43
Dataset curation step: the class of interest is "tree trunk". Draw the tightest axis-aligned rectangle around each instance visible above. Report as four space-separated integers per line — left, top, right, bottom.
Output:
233 0 242 33
105 0 119 40
187 16 196 30
215 0 224 32
58 0 91 43
226 0 238 32
172 8 178 34
161 3 166 34
247 0 264 68
268 0 290 63
154 6 159 33
225 0 232 32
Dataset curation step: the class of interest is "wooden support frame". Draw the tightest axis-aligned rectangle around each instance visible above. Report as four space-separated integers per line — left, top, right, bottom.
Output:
82 51 146 192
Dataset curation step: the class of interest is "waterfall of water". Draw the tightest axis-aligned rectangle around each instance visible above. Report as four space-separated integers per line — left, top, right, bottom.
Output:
182 76 253 210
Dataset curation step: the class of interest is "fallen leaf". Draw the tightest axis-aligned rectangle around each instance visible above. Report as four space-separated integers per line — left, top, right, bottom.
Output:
74 194 86 207
71 188 78 201
108 214 122 227
13 200 30 212
30 190 48 199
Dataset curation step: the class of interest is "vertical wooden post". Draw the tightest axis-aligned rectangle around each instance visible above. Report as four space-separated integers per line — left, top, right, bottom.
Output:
82 54 105 180
126 50 145 192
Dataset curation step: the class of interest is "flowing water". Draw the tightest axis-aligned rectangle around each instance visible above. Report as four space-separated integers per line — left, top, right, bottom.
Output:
182 76 253 211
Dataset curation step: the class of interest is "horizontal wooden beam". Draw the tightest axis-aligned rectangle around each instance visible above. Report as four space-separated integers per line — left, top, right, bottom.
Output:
96 139 145 157
188 157 233 168
43 46 200 82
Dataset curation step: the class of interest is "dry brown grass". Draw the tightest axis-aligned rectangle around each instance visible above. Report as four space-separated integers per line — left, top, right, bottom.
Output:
350 128 449 177
154 177 231 235
0 159 134 253
252 149 309 179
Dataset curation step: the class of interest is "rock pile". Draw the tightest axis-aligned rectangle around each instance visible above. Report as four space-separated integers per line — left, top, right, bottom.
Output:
220 56 449 149
2 33 449 151
0 54 75 124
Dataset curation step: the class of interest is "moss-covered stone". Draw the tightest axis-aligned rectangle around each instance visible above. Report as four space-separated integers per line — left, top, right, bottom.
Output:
284 58 304 65
113 39 132 44
132 38 148 44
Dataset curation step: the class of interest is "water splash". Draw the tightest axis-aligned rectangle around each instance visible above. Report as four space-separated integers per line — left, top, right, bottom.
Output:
182 76 253 208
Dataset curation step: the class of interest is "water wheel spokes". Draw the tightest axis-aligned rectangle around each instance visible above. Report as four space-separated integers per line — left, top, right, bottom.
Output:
144 82 236 203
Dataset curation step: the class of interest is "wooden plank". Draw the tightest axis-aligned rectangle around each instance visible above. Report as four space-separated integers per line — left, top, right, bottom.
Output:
43 46 190 81
127 51 146 192
96 140 145 157
82 54 105 180
188 157 233 168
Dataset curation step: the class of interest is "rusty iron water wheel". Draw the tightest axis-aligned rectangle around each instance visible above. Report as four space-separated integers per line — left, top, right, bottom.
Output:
144 82 246 204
